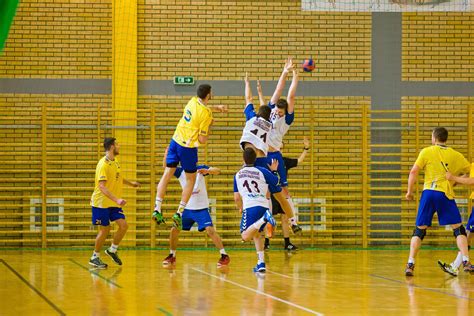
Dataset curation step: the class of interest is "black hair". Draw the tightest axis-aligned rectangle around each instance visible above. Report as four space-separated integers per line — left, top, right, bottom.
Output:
433 127 448 143
243 147 257 165
104 137 116 151
197 84 212 99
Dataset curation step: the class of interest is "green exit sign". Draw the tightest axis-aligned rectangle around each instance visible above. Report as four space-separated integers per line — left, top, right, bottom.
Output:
174 76 195 85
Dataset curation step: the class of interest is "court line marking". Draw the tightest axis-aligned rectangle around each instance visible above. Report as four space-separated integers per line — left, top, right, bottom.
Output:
370 274 474 301
192 267 324 315
266 269 405 288
0 258 66 316
68 258 123 289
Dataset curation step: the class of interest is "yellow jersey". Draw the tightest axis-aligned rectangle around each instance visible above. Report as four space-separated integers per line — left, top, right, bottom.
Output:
90 156 123 208
172 97 213 148
470 163 474 199
415 145 470 199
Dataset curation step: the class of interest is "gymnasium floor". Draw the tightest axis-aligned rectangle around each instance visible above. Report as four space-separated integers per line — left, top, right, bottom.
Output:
1 249 473 315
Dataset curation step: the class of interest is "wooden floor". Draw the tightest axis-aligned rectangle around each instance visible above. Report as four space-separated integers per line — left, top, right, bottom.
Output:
1 249 473 315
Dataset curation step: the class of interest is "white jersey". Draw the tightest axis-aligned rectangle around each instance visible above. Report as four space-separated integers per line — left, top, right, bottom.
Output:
268 105 293 151
240 104 272 155
234 166 281 210
175 166 209 210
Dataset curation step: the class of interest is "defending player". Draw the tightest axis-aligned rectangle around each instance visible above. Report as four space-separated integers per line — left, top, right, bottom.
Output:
234 148 281 273
160 147 230 267
404 127 474 276
240 72 301 233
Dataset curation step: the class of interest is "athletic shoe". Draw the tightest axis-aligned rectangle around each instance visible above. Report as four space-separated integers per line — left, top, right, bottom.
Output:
405 263 415 276
291 224 302 234
437 260 458 277
89 257 108 269
162 254 176 265
263 210 276 227
172 212 182 229
284 243 298 251
462 260 474 273
217 254 230 267
253 262 266 273
105 249 122 265
152 211 166 225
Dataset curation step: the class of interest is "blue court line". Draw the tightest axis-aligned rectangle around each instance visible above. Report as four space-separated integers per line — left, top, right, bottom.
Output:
0 259 66 316
68 258 123 289
369 274 474 301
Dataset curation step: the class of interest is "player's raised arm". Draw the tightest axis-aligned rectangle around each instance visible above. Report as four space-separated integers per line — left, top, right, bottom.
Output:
257 80 266 107
245 72 253 105
298 136 310 164
287 69 299 114
270 57 293 105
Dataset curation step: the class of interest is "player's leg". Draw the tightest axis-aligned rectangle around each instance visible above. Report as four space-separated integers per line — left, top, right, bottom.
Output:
171 145 198 228
253 233 266 272
281 213 297 250
241 207 276 242
104 208 128 265
205 226 230 266
405 191 433 276
90 207 111 268
163 226 180 265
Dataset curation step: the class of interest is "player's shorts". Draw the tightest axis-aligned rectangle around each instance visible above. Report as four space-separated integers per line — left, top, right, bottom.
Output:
416 190 462 227
240 206 268 233
254 157 268 169
181 208 213 232
166 139 198 173
267 151 287 187
92 207 125 226
467 207 474 232
270 195 284 215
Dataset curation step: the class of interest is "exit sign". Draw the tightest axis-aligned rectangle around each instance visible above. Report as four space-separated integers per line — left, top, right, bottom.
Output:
174 76 195 85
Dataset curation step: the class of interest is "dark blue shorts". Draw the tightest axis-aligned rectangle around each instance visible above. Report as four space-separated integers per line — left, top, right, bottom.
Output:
416 190 462 227
92 207 125 226
467 207 474 232
240 206 268 233
182 208 213 231
267 151 287 187
166 139 198 173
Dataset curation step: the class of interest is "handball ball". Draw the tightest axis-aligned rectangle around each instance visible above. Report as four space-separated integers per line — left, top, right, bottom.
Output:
302 58 315 72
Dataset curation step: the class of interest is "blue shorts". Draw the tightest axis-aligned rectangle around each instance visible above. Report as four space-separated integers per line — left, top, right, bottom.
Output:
182 208 213 231
268 151 287 187
416 190 462 227
467 207 474 232
240 206 268 233
166 139 198 173
255 157 269 169
92 207 125 226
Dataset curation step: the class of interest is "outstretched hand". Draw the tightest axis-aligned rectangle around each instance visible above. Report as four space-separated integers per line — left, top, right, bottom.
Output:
268 158 279 172
284 57 294 73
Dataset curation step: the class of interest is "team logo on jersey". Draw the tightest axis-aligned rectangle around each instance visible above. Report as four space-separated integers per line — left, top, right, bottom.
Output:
184 109 192 122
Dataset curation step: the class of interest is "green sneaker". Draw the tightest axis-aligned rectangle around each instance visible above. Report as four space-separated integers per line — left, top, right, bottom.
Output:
152 211 166 225
172 212 182 229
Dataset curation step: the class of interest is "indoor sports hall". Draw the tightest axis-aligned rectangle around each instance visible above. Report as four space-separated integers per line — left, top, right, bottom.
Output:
1 0 474 315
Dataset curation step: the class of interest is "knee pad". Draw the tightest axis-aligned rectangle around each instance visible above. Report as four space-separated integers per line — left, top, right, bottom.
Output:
412 227 426 240
453 225 467 238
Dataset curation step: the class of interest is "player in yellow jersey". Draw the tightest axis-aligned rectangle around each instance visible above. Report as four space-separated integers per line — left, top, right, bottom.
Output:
152 84 227 229
89 137 140 269
437 166 474 276
404 127 474 276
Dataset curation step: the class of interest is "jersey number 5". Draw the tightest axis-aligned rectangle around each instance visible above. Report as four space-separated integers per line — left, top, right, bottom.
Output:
243 180 260 193
250 129 267 143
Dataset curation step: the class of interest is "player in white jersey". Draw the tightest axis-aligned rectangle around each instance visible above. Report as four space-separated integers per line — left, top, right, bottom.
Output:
266 58 301 230
234 147 280 273
160 147 230 267
240 72 301 234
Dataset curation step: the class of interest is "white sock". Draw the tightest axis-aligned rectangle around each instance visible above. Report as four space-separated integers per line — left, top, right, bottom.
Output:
91 251 100 259
452 251 463 269
219 248 227 255
408 257 415 264
170 249 176 257
108 244 118 253
155 197 163 212
252 218 265 230
177 201 186 214
462 255 469 263
257 251 265 264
